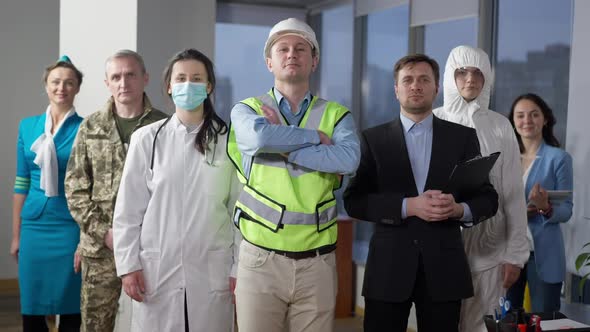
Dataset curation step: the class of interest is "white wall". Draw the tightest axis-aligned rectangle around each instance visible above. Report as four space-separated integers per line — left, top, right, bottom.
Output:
60 0 138 117
60 0 216 116
564 0 590 277
138 0 216 112
0 0 60 279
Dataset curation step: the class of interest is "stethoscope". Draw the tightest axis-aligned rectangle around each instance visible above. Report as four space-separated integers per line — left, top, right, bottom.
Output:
150 115 218 171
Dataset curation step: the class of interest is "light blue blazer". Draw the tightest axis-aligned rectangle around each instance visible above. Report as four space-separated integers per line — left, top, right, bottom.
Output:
526 142 573 283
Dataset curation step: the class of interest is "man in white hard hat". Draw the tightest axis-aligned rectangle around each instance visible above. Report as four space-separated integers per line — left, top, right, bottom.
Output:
227 18 360 332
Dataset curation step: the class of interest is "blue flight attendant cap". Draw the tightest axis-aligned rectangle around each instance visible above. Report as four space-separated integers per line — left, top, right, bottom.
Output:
58 55 72 63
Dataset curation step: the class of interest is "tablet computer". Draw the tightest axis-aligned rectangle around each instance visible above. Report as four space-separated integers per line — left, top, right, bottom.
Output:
547 190 573 201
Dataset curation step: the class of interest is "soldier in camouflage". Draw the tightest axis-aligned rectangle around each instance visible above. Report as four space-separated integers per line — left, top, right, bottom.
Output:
65 50 167 332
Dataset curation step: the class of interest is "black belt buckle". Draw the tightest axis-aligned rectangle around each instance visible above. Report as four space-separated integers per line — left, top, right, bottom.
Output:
278 250 318 260
273 245 336 260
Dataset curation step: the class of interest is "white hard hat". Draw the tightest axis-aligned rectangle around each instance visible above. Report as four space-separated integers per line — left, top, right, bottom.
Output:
264 18 320 60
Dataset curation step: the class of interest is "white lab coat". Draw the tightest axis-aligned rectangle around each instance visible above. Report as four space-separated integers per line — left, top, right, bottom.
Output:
434 46 529 332
113 114 241 332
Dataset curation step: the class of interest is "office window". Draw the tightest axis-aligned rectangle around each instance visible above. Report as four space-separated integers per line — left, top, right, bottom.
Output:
214 23 273 122
495 0 573 145
424 17 478 108
355 4 409 263
318 4 354 218
319 4 353 107
360 5 409 130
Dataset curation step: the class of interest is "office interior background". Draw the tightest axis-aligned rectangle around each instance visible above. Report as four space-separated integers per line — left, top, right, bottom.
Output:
1 0 590 327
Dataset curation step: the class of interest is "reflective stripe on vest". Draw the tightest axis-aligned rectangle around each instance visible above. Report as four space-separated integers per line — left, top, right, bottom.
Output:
236 185 338 232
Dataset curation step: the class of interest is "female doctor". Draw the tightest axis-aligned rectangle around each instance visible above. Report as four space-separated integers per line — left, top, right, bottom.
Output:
113 48 240 332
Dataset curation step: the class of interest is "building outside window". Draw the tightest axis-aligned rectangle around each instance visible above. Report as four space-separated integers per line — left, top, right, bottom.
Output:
494 0 573 145
355 4 409 263
424 18 478 108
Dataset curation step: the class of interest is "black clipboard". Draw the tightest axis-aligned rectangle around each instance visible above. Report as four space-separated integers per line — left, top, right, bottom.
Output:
443 152 500 195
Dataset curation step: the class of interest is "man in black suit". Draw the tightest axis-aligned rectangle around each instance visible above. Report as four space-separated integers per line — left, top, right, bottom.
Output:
344 54 498 332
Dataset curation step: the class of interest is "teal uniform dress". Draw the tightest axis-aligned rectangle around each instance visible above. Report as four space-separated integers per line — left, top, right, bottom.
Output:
14 111 83 315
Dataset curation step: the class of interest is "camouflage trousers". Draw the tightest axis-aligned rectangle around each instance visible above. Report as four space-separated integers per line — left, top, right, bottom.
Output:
81 255 122 332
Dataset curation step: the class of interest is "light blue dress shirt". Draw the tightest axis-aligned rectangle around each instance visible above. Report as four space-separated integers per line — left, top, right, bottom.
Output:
275 89 311 127
230 88 360 177
400 113 472 222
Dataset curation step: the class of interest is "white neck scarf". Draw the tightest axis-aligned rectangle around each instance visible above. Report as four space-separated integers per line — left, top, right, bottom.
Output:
30 106 75 197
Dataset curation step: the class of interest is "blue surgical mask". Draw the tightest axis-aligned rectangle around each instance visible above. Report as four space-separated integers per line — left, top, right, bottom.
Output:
171 82 208 111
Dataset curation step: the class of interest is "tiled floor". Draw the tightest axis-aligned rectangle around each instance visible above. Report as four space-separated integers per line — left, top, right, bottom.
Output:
4 293 585 332
0 295 21 332
0 294 365 332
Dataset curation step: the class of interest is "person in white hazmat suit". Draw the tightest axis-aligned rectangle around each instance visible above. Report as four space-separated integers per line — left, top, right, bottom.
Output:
433 45 529 332
113 49 241 332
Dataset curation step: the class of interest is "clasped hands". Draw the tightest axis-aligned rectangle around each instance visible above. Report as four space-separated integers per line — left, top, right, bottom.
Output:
407 190 464 222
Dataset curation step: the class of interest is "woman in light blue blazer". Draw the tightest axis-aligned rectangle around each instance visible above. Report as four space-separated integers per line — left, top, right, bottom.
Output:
12 56 84 332
506 93 573 313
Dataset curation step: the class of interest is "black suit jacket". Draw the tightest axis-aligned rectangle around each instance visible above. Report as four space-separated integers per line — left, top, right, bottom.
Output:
344 115 498 303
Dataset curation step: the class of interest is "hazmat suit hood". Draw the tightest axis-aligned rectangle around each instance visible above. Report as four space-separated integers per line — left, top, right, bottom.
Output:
440 45 493 126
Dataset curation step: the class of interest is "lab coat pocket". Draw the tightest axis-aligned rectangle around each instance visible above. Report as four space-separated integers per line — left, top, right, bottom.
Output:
139 250 160 295
208 249 232 292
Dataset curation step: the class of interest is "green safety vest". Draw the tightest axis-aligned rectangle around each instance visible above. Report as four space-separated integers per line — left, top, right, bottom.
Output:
227 90 350 252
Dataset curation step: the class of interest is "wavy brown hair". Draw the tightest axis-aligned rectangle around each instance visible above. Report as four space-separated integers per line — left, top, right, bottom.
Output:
508 93 560 153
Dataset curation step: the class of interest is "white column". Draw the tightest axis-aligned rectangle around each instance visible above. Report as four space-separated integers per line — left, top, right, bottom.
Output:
60 0 138 117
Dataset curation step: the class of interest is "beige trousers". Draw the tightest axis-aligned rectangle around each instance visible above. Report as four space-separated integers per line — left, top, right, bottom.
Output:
235 241 338 332
460 264 504 332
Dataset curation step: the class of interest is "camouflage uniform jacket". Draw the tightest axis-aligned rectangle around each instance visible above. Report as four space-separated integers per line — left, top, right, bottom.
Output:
65 94 167 258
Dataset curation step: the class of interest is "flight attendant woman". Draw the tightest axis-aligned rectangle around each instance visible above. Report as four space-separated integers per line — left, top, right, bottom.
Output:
12 56 84 332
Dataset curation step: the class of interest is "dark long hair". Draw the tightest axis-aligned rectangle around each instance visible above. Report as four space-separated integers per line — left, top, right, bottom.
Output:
508 93 560 153
162 48 228 154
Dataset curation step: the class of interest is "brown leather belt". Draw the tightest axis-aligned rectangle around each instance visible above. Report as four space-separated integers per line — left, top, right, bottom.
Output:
272 245 336 260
